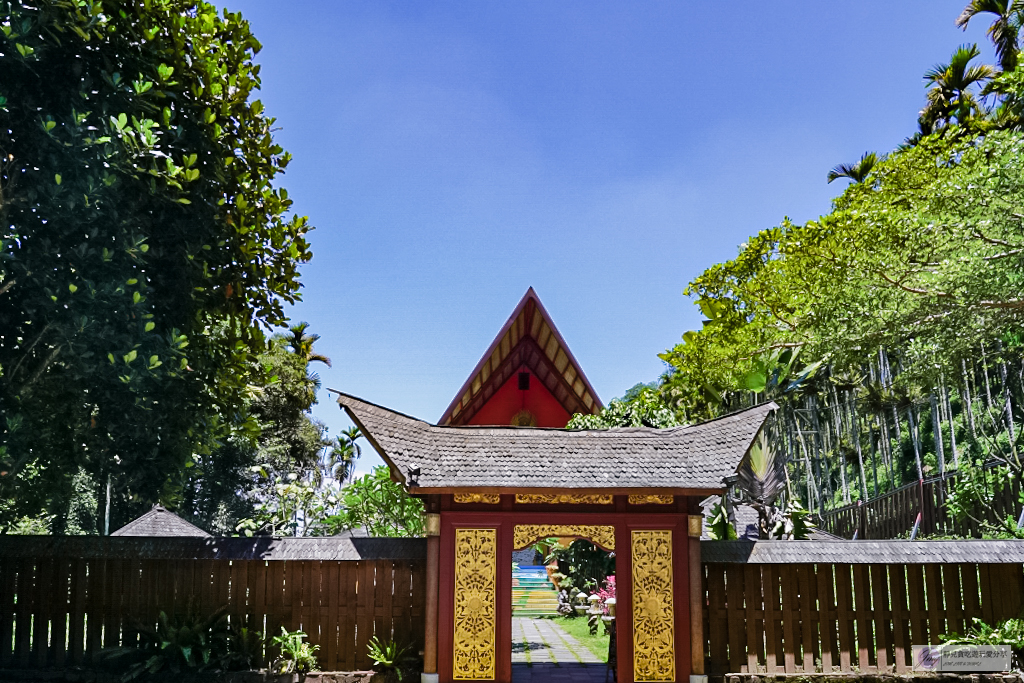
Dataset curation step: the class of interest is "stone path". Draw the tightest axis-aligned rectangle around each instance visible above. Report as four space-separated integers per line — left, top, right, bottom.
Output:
511 617 609 683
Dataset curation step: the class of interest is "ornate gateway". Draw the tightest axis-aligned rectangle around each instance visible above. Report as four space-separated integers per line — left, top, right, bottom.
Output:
337 391 777 683
631 530 676 681
453 528 497 680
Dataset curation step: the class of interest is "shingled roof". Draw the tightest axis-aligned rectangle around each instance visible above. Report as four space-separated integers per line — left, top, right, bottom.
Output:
701 539 1024 564
111 505 211 538
334 392 777 493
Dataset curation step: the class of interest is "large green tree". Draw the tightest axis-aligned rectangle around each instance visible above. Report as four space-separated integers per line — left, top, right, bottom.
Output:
179 329 332 534
0 1 311 533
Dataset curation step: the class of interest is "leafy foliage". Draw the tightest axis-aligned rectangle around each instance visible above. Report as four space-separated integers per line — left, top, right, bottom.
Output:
0 0 311 532
567 383 680 429
546 538 615 594
367 636 416 682
770 501 814 540
705 502 737 541
271 627 319 674
101 604 235 679
942 617 1024 649
321 466 425 537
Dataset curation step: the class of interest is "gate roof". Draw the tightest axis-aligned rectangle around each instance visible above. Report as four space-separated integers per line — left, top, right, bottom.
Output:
334 392 776 494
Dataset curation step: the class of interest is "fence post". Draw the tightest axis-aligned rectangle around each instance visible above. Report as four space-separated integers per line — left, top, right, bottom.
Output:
858 501 866 540
917 479 927 536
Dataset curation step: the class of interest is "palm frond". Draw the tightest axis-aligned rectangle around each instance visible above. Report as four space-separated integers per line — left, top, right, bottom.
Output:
827 151 878 184
735 431 785 506
955 0 1021 71
956 0 1011 29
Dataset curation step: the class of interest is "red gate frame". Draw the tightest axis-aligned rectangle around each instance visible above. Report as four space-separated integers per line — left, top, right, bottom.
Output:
437 502 695 683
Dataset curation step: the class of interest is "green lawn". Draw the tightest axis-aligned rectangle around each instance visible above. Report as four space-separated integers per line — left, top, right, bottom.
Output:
543 615 610 662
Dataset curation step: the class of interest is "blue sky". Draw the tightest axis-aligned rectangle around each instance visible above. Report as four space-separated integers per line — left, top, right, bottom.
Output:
225 2 992 475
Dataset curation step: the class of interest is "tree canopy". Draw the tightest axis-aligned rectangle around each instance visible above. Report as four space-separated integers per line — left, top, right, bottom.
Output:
0 0 311 532
596 3 1024 536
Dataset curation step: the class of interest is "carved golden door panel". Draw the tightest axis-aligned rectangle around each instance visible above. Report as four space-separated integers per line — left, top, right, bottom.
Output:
631 529 676 682
453 528 497 680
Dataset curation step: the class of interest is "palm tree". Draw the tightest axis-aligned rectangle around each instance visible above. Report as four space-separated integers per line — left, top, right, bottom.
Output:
325 436 356 484
287 322 332 367
827 152 878 184
341 426 363 481
921 44 995 131
956 0 1024 73
326 427 363 484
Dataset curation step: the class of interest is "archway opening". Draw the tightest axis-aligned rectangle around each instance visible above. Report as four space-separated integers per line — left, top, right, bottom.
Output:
510 533 616 682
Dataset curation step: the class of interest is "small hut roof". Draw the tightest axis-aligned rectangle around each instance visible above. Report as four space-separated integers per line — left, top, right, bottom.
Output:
334 392 776 493
111 505 211 538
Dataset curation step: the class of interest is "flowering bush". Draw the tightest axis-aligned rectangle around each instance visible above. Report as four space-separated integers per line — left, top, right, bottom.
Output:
595 576 616 615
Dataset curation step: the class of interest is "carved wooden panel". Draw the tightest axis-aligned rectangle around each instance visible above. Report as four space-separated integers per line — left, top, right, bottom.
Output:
514 493 613 505
628 495 674 505
453 528 497 680
512 524 616 551
453 493 501 504
631 529 676 682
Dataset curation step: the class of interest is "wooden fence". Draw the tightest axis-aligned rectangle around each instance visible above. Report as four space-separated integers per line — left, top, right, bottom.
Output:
702 540 1024 675
0 537 426 672
7 536 1024 677
818 472 1023 539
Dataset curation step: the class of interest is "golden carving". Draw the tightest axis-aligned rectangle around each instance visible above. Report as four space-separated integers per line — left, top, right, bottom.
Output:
515 493 613 505
513 524 616 551
687 515 703 538
628 495 674 505
453 493 501 504
631 530 676 682
453 528 497 680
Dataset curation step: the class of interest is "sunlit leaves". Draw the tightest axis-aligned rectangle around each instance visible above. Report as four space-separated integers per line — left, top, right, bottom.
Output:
0 0 311 531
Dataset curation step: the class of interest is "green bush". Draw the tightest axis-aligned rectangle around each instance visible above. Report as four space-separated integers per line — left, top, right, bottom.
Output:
101 604 235 680
271 626 319 674
367 636 416 682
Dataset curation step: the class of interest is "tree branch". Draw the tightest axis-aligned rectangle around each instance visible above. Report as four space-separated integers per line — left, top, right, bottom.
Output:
976 299 1024 310
972 228 1024 249
983 248 1024 261
875 270 952 298
17 345 61 396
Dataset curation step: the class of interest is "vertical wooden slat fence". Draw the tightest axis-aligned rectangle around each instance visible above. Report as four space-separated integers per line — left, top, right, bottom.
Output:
702 541 1024 676
0 537 426 673
820 469 1024 540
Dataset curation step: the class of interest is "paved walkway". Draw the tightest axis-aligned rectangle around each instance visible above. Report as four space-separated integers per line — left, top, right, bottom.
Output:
511 617 609 683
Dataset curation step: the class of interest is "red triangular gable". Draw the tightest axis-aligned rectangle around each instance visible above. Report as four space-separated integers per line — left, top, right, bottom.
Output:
439 288 603 427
